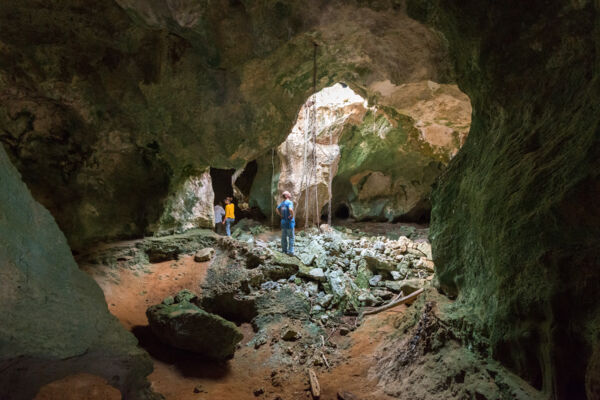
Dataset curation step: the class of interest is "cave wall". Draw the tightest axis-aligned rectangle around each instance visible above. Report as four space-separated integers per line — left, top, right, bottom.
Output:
333 81 470 222
0 0 452 249
410 0 600 398
0 146 155 399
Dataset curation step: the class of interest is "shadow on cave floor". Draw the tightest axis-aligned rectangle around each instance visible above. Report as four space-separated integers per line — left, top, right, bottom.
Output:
131 325 232 380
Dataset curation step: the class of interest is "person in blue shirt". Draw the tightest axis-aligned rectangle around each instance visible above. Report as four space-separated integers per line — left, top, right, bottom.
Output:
276 191 295 255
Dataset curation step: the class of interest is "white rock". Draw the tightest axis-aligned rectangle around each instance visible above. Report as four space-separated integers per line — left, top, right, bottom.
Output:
308 267 325 281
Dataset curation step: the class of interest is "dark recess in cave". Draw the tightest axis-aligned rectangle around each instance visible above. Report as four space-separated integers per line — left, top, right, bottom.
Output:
210 163 265 221
210 167 234 205
394 198 431 224
236 160 258 197
334 203 351 219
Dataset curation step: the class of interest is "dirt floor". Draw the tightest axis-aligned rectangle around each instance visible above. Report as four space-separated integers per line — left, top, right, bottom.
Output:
34 225 542 400
35 249 403 400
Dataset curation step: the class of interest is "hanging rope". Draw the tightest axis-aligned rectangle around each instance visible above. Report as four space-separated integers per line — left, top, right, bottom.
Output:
303 99 310 228
327 116 333 226
270 147 275 227
311 42 319 228
296 41 320 228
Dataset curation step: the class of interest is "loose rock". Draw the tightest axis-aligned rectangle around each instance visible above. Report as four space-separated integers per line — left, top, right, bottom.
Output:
194 247 215 262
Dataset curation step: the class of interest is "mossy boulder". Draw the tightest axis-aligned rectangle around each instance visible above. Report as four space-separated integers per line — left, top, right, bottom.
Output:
146 291 243 360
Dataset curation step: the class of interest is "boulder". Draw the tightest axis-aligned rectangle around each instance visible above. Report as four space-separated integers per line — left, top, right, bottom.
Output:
281 328 300 341
194 247 215 262
364 255 395 272
298 240 328 269
399 279 427 295
414 257 435 272
369 275 383 286
384 279 428 295
146 293 243 360
308 268 326 282
175 289 197 303
156 171 214 234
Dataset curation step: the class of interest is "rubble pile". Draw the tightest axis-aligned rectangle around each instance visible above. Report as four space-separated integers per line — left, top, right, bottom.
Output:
257 227 435 320
80 225 435 369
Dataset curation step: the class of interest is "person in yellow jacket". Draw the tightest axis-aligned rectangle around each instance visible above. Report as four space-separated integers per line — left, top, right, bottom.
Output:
224 197 235 236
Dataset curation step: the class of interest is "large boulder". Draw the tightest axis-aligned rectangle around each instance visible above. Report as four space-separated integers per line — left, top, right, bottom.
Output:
146 292 243 360
0 146 156 399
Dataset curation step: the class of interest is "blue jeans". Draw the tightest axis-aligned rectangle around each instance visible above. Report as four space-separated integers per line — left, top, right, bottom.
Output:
225 218 234 236
281 226 295 254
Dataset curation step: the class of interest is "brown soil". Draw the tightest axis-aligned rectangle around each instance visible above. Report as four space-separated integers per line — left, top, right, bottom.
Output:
34 373 121 400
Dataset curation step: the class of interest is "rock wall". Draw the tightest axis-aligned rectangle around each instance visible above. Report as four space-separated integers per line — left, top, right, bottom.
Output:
334 81 470 222
155 170 215 234
411 0 600 398
0 0 453 248
0 146 155 399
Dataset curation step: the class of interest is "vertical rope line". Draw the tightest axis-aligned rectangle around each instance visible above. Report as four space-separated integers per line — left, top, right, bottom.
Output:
327 113 333 226
303 104 309 228
270 147 275 227
312 42 319 227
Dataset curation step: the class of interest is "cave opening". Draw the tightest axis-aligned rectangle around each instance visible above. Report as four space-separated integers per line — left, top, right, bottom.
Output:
334 203 351 220
209 167 235 205
235 160 258 198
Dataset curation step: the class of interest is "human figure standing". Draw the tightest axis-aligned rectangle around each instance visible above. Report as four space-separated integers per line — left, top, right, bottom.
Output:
276 191 295 255
224 198 235 236
214 202 225 235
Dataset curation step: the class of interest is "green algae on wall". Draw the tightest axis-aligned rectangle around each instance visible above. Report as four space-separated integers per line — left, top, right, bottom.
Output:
0 145 156 399
410 0 600 397
333 108 447 221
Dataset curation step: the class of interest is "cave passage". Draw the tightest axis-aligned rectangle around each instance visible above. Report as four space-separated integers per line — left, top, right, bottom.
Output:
235 160 258 198
210 167 235 205
334 203 351 220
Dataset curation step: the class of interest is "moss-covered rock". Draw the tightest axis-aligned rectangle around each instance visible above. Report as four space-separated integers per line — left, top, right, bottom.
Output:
146 291 243 360
333 108 448 221
0 146 156 399
411 0 600 397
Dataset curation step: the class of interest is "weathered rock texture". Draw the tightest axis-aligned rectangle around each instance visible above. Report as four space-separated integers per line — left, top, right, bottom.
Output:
146 291 243 360
155 170 214 234
276 83 369 224
412 0 600 398
0 0 454 247
0 146 155 399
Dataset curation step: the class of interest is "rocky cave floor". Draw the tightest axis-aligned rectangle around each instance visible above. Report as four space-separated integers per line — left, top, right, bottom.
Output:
35 221 542 400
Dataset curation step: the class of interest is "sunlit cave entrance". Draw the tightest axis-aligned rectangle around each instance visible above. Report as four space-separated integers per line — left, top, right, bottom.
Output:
264 81 470 229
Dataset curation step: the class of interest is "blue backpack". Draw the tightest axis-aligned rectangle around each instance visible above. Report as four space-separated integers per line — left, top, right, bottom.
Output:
279 200 295 228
